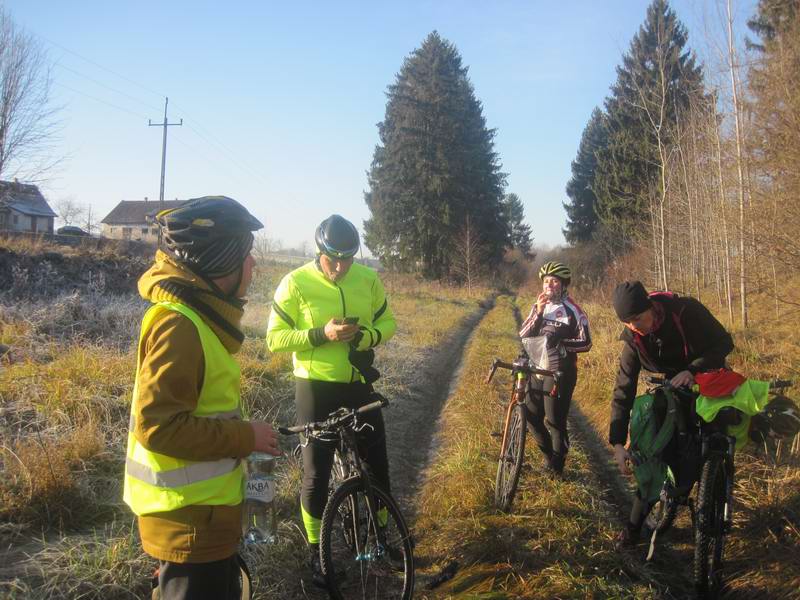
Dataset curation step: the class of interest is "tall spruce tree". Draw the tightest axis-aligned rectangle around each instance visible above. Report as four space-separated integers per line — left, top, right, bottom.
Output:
502 193 533 256
364 31 507 279
592 0 704 253
563 108 606 244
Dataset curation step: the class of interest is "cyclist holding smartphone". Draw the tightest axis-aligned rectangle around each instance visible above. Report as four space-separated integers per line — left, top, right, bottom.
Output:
266 214 397 587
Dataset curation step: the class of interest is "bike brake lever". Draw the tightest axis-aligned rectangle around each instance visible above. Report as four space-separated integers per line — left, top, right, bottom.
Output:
354 422 375 434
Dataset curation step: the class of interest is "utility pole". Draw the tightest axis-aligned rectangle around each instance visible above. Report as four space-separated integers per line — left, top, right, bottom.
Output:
149 97 182 221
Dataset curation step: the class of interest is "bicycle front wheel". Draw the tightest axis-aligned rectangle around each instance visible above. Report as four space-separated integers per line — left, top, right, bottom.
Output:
694 454 727 598
320 477 415 600
495 403 527 512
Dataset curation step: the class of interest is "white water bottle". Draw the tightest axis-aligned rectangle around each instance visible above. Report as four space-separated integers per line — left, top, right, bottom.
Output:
243 452 277 545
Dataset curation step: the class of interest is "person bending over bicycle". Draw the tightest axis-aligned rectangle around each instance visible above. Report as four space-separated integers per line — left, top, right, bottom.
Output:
266 214 397 587
519 261 592 476
609 280 734 548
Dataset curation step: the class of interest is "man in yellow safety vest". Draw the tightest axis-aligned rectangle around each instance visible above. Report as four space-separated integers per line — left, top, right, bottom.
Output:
123 196 280 599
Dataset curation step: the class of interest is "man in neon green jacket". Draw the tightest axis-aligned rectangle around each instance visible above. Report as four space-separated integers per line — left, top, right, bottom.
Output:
267 214 396 587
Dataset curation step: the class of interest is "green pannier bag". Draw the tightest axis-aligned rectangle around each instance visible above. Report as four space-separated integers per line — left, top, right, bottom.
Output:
629 388 679 504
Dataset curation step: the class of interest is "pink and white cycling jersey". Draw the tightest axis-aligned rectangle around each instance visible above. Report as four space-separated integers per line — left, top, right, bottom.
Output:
519 295 592 354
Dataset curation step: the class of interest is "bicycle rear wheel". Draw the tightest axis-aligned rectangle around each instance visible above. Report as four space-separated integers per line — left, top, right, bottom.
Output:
320 477 415 600
495 403 527 512
694 454 727 598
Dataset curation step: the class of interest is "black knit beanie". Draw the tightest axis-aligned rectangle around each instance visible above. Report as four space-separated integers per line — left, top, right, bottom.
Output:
612 280 652 321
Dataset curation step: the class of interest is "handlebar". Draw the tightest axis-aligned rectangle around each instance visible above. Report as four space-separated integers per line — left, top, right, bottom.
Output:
485 357 562 384
278 393 390 436
645 375 793 392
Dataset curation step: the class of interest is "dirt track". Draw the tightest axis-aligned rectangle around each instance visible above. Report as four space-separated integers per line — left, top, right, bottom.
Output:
382 297 495 513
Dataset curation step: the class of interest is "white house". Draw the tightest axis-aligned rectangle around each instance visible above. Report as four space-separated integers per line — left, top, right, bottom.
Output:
100 198 186 241
0 180 57 234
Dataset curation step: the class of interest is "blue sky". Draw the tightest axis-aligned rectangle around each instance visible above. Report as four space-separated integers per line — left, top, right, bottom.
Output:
7 1 756 250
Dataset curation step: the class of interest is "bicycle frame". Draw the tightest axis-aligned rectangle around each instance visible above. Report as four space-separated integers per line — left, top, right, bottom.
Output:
488 356 562 464
279 396 392 557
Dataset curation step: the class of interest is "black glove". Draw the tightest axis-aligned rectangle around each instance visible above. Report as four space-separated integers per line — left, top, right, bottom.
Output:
348 347 380 385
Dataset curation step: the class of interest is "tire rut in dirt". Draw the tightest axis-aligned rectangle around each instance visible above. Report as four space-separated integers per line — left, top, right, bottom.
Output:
382 296 496 515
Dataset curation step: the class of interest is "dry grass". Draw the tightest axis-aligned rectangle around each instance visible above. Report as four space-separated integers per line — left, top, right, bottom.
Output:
0 258 489 598
559 284 800 599
413 296 666 598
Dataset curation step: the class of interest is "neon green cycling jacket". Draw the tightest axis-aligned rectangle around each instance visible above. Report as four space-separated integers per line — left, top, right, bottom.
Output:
266 260 396 383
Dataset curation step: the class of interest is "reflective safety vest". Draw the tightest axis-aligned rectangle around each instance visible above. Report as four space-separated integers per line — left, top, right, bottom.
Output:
123 301 245 515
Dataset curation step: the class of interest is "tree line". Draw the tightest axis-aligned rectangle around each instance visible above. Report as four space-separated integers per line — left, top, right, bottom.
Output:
562 0 800 326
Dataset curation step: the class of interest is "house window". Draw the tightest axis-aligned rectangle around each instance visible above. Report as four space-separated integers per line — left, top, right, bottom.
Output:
0 213 5 227
13 215 18 224
122 227 132 240
151 228 158 235
141 228 148 235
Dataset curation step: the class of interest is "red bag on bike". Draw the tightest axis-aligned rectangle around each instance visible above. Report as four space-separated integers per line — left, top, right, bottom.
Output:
695 369 746 398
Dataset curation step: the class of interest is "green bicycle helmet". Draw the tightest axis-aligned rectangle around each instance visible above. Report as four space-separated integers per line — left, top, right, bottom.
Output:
539 261 572 286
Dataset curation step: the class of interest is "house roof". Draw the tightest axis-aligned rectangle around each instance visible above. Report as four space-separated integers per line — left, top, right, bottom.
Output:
101 200 187 225
0 180 57 218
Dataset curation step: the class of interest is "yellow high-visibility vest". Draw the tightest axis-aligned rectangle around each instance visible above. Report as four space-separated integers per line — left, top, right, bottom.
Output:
123 301 244 515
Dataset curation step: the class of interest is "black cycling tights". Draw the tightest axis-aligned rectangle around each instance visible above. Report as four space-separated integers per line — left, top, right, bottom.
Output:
524 360 578 465
295 379 391 524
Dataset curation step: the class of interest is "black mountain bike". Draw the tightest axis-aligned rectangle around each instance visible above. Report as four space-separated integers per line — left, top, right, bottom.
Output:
486 354 561 512
280 394 415 600
641 377 793 598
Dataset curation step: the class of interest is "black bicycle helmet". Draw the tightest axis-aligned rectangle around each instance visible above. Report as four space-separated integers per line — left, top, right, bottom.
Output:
762 395 800 439
315 214 360 259
156 196 263 253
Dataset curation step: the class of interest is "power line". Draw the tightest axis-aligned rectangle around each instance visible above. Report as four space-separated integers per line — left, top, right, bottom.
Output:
180 120 271 186
39 32 272 187
53 81 150 119
53 59 163 113
170 100 270 183
38 33 165 99
171 132 253 188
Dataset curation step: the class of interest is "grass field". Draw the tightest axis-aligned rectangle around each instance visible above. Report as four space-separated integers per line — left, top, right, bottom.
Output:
413 295 667 598
2 239 798 598
0 255 489 599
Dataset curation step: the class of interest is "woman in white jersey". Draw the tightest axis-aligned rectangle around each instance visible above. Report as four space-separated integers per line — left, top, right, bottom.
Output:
518 261 592 476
